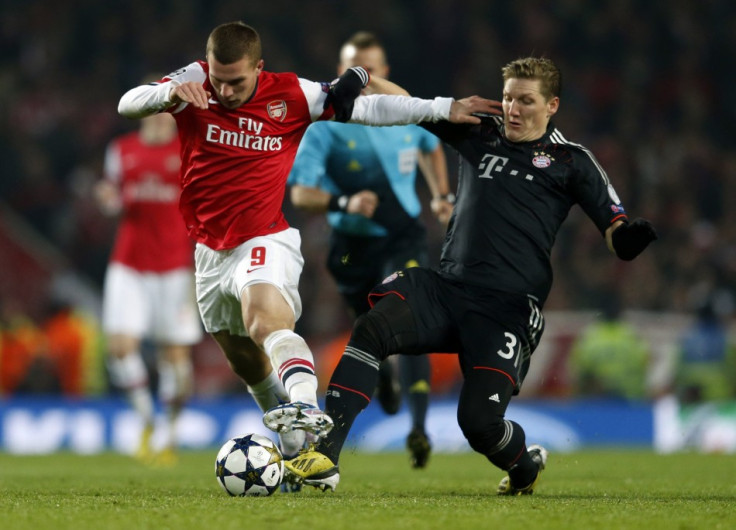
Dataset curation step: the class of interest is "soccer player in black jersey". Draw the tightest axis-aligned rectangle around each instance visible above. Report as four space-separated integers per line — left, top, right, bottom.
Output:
282 57 658 494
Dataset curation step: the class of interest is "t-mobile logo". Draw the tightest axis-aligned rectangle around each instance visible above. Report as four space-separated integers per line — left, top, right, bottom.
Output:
478 154 509 179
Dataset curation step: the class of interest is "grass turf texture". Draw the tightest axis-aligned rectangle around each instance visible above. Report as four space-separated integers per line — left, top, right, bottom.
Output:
1 450 734 530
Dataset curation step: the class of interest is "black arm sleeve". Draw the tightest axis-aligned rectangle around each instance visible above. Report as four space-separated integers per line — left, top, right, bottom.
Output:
420 121 474 148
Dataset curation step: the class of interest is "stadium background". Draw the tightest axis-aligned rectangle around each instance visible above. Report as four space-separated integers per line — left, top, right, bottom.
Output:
1 0 735 454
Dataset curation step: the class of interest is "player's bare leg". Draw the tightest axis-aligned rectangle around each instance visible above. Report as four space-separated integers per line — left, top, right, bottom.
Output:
241 284 333 437
212 332 306 458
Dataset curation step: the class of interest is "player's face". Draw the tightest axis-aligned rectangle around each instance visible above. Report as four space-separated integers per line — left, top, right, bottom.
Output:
207 54 264 109
502 78 559 143
338 46 389 78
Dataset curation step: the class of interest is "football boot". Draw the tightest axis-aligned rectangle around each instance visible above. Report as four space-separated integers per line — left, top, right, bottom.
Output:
497 444 548 495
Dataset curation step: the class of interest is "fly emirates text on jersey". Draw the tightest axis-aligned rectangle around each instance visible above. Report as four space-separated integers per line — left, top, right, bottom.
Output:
205 117 283 152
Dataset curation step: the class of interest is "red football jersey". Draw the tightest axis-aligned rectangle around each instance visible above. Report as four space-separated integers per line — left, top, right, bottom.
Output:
104 131 193 271
161 62 331 250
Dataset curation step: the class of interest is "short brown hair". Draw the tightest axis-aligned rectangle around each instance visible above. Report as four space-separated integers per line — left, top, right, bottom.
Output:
206 21 262 65
344 31 383 51
340 31 386 64
502 57 561 100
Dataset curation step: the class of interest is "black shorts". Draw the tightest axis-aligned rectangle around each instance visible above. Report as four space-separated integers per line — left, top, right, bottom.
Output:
368 267 544 390
327 224 427 315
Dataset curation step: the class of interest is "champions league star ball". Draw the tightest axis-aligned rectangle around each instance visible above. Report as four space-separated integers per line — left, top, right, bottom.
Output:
215 433 284 496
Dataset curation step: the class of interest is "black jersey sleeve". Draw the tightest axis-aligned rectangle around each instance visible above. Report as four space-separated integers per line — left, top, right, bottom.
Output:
420 121 472 149
567 147 628 236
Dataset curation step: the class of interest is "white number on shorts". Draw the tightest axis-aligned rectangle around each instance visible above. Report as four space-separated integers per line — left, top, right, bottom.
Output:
497 332 519 367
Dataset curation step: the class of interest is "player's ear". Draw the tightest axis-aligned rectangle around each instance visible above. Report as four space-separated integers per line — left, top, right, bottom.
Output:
546 96 559 118
255 59 264 73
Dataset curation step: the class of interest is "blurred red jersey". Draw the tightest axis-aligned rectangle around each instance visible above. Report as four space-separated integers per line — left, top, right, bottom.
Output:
104 131 193 271
161 62 332 250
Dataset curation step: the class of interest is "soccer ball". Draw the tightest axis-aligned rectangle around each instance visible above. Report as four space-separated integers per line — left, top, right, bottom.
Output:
215 433 284 496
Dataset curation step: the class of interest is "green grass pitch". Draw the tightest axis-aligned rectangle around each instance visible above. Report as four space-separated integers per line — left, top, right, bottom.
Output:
1 449 734 529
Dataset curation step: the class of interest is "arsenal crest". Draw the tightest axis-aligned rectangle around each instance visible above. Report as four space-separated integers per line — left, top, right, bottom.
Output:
267 100 287 121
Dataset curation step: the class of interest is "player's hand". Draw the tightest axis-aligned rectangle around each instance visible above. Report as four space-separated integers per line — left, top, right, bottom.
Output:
326 67 370 122
346 190 379 218
430 196 454 226
93 180 122 216
449 96 503 124
611 218 658 260
169 82 211 109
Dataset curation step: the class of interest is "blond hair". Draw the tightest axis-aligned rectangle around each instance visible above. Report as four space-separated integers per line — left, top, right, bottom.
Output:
502 57 561 100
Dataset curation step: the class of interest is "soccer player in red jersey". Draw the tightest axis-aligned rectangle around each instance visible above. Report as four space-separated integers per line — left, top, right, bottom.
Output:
96 110 202 464
118 21 499 459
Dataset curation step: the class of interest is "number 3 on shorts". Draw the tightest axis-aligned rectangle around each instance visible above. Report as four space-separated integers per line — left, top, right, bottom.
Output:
497 332 520 367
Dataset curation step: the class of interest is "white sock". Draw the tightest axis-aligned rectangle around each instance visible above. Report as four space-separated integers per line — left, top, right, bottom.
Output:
130 387 155 427
247 369 289 411
247 370 305 456
158 358 193 406
108 354 154 425
158 358 193 448
263 329 318 407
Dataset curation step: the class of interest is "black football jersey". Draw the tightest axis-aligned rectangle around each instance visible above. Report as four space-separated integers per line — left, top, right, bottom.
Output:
422 117 627 305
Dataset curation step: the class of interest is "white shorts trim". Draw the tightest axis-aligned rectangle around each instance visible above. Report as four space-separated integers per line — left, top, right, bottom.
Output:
195 228 304 336
102 263 203 344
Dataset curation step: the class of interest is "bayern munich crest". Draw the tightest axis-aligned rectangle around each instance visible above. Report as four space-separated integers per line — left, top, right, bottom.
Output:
532 155 552 168
267 100 287 121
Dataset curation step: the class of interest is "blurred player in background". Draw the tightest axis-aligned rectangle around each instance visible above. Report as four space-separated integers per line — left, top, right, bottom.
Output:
96 108 202 464
285 56 658 494
288 32 454 468
117 21 499 462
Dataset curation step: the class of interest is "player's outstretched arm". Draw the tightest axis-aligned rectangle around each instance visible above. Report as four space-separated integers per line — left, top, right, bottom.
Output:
119 80 211 119
120 63 210 119
449 96 503 124
118 83 173 119
349 93 501 127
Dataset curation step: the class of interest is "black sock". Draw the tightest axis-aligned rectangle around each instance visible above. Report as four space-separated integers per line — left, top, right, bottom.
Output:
507 450 539 488
487 420 538 487
318 346 380 463
399 355 430 431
